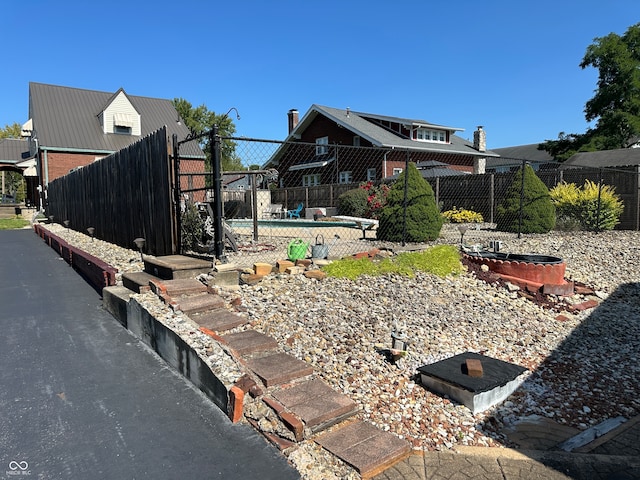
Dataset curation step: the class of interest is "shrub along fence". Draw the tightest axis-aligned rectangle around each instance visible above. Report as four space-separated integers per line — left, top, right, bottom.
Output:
46 127 177 256
199 138 639 259
47 130 640 263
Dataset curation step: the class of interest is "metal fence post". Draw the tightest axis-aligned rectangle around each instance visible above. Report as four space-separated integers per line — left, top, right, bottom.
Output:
172 133 181 254
596 168 603 233
490 173 495 224
402 149 409 246
518 159 526 239
211 125 226 262
251 174 258 241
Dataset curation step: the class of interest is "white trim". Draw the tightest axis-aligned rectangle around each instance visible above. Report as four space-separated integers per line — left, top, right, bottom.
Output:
289 158 334 171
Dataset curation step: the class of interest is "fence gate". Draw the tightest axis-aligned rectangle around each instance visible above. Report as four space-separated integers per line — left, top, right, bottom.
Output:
172 129 279 261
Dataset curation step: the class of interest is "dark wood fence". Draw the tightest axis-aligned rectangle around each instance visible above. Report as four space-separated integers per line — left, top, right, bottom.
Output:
270 184 357 211
47 127 177 255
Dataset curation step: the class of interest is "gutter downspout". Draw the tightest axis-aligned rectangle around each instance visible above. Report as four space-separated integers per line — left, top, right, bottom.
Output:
43 148 49 186
383 152 388 178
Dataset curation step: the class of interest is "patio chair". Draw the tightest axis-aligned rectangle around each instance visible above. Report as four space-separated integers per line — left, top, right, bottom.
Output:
262 203 283 219
287 202 304 219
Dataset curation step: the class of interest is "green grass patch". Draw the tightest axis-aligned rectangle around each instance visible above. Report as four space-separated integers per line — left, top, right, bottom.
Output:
322 245 463 280
0 217 30 230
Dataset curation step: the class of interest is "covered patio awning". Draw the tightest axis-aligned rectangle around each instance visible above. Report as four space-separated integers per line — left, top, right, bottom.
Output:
17 158 37 177
288 158 335 171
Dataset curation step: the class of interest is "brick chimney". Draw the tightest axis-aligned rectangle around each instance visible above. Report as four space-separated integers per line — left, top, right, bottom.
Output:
473 126 486 152
288 109 299 134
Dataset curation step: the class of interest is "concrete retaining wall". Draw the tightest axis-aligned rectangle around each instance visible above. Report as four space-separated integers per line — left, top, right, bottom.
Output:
119 294 229 412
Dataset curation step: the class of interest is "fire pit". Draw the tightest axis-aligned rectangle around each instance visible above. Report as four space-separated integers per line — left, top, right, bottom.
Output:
463 251 567 290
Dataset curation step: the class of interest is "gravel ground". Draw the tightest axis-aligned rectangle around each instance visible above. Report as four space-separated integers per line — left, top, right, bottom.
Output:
38 224 640 460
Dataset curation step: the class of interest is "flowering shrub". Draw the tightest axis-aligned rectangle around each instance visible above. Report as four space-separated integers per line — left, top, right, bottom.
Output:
442 207 484 223
359 181 390 219
550 180 624 231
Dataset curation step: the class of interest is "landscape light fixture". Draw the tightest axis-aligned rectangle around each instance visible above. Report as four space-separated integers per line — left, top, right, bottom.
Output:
134 237 146 262
48 215 54 224
63 220 70 229
457 224 471 248
87 227 95 241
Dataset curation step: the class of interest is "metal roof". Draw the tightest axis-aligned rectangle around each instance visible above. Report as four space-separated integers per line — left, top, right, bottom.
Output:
490 143 554 165
387 167 468 180
563 148 640 168
28 82 204 158
0 138 30 163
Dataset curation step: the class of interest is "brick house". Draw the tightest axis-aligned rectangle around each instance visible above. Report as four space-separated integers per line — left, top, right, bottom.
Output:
265 105 499 188
22 82 204 208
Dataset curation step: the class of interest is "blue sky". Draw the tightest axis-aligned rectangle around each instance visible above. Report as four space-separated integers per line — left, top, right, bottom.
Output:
2 0 638 149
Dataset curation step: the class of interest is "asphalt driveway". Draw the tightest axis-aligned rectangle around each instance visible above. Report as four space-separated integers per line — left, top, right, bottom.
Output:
0 229 299 479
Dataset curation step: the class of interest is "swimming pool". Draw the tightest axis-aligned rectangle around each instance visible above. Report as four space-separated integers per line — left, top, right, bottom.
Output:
227 219 358 229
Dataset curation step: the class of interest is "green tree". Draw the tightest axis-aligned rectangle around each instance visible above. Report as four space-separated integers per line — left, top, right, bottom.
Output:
378 163 443 242
540 23 640 160
1 123 21 139
496 164 556 234
172 98 243 171
1 123 26 202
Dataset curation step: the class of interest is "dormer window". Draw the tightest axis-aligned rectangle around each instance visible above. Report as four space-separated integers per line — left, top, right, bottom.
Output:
99 89 141 135
114 125 132 135
415 128 446 143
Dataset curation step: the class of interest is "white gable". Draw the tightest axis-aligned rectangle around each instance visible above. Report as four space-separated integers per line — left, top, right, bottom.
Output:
100 90 141 135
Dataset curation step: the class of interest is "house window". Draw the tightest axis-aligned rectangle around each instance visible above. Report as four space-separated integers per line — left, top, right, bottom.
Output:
353 136 361 147
392 168 403 176
316 136 329 155
415 128 446 143
302 174 320 187
114 125 132 135
339 171 353 184
367 168 376 181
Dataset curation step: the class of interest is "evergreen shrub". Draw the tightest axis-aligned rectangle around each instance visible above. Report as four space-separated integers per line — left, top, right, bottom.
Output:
378 163 443 242
181 202 204 251
495 164 556 233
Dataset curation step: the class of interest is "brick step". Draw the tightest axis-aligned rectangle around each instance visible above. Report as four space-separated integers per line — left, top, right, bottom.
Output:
247 352 314 388
174 293 225 315
271 378 359 435
189 309 248 332
220 330 279 356
316 420 412 479
151 278 207 297
122 271 161 293
143 254 212 280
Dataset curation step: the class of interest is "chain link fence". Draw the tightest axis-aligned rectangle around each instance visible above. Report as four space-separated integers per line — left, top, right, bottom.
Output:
178 137 640 263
